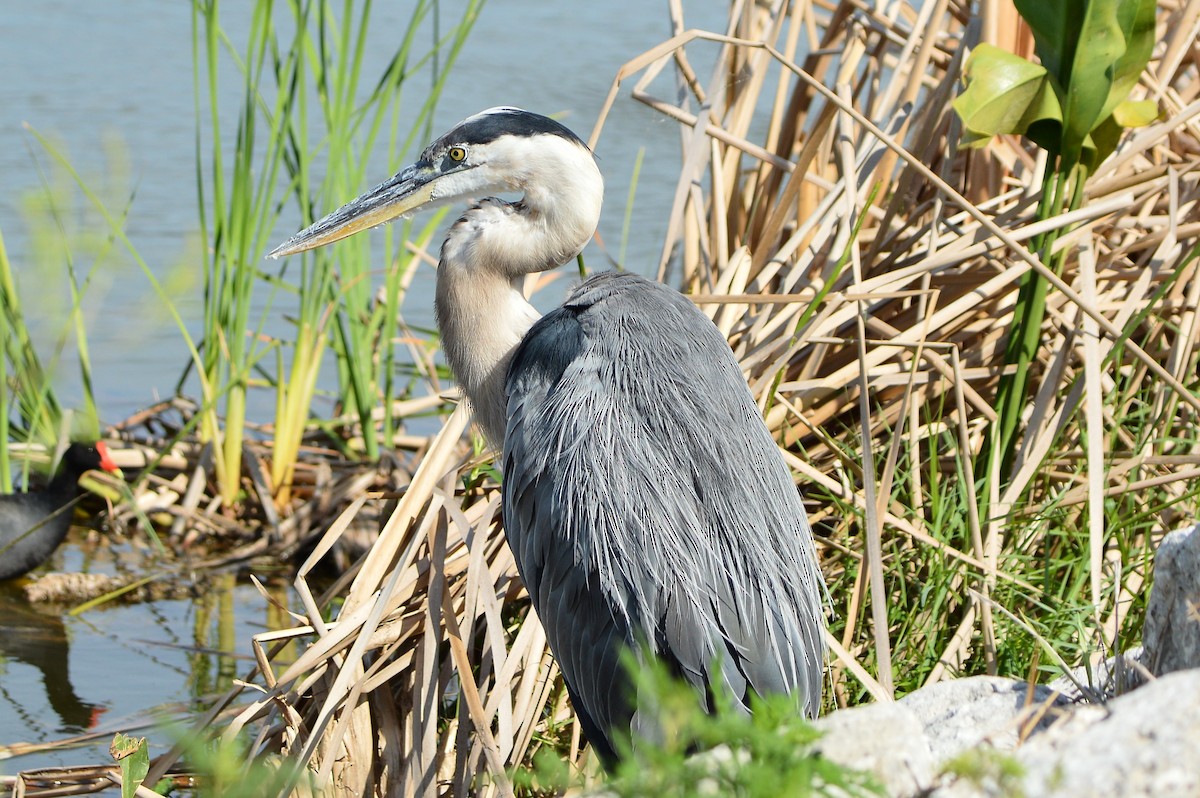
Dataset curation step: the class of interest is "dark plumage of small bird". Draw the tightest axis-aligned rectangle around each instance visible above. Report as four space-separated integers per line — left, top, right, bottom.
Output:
0 442 119 581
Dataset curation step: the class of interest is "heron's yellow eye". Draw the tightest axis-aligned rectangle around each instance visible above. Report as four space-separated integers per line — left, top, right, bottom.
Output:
448 146 467 162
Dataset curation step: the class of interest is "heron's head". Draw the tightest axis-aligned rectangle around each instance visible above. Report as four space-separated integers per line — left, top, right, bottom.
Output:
268 107 602 259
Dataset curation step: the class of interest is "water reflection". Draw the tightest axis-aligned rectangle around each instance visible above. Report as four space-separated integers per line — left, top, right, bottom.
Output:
189 571 239 697
0 589 104 734
0 556 295 772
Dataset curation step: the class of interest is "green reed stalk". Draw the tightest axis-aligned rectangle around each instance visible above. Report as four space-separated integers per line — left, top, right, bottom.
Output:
0 229 62 455
194 0 259 506
987 158 1086 480
955 0 1157 526
618 146 646 270
258 0 335 506
193 0 485 506
308 0 418 466
0 203 79 490
0 228 14 491
62 239 103 445
20 127 246 532
193 0 312 507
310 0 483 461
1 137 138 490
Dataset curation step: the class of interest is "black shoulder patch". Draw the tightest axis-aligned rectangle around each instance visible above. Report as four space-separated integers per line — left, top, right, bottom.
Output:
441 108 587 149
508 306 586 394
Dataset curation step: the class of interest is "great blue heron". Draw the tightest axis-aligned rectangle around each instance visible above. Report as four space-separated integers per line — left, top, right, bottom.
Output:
270 107 826 764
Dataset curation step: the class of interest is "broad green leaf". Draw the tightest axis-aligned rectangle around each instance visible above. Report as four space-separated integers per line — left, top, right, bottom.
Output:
110 733 151 798
1025 117 1065 155
1014 0 1087 83
1062 0 1127 164
1012 0 1154 165
1101 0 1157 121
961 128 995 149
954 44 1061 147
1085 115 1123 169
1083 99 1156 169
1112 98 1159 127
1018 77 1066 152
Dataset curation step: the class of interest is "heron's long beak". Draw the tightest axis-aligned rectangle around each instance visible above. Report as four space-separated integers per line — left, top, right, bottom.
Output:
268 162 435 259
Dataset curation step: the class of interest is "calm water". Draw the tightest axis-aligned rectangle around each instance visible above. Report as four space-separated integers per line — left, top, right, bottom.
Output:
1 0 727 421
0 562 284 775
0 0 728 777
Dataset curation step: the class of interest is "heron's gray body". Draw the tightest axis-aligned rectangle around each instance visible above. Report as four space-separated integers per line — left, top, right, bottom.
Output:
269 107 826 767
504 271 823 760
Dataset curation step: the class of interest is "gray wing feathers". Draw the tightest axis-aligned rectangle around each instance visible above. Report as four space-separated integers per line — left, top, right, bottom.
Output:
502 271 824 757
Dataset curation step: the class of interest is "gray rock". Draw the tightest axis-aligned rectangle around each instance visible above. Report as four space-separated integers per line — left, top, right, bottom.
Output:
935 669 1200 797
897 676 1072 763
1143 523 1200 676
813 700 934 796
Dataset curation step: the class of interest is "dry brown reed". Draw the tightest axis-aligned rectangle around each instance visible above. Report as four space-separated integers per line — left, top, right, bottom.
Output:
15 1 1196 796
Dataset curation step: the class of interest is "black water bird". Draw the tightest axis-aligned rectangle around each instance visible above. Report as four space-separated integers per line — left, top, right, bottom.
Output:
0 442 119 581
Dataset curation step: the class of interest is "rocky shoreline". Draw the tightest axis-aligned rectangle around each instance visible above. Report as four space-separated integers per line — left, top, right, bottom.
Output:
814 523 1200 797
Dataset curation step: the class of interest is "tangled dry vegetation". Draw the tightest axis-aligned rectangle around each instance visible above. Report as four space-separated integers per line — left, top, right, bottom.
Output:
34 0 1195 795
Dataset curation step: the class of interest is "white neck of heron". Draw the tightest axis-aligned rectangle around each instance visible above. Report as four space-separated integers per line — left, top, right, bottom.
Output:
435 141 603 448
